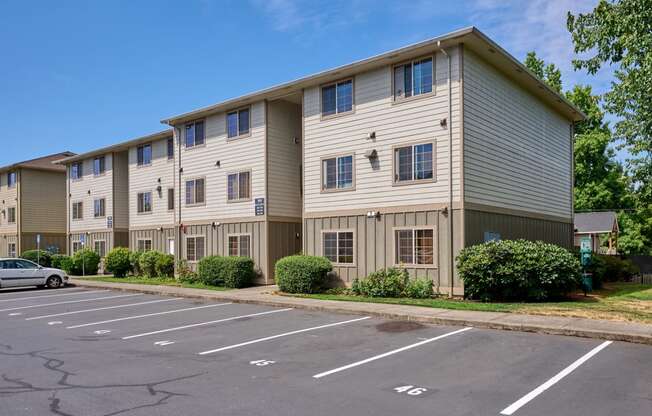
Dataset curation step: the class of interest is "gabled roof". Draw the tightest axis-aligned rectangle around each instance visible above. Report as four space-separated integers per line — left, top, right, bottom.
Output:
160 26 586 125
0 151 76 174
574 212 619 234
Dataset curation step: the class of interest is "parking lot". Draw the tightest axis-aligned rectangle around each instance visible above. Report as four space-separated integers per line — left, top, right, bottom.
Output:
0 286 650 416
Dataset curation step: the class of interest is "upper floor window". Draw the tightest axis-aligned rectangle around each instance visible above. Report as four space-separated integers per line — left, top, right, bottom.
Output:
7 171 16 188
71 162 82 180
395 228 434 265
227 108 250 138
322 155 353 191
185 120 205 148
394 143 433 183
227 171 250 201
137 192 152 213
72 201 83 220
167 188 175 211
228 234 251 257
7 207 16 224
137 144 152 166
185 178 205 205
323 231 354 264
93 156 105 176
94 198 105 218
394 57 433 100
167 137 174 159
321 79 353 117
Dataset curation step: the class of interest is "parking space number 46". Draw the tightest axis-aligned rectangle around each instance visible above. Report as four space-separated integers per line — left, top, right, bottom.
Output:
394 385 428 396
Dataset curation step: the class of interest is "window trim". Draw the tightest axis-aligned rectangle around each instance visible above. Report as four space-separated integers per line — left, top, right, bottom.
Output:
226 170 252 203
7 242 17 258
167 137 175 160
93 156 106 177
70 162 83 181
184 119 206 149
391 141 436 186
167 188 175 211
6 206 17 224
321 229 356 266
185 235 206 263
93 198 106 218
71 240 83 254
71 201 83 221
319 77 355 120
93 239 107 258
136 191 153 215
227 233 252 257
136 238 153 252
392 226 437 268
7 171 17 188
184 177 206 207
391 55 436 103
166 237 175 255
320 153 356 193
136 143 153 167
226 106 252 140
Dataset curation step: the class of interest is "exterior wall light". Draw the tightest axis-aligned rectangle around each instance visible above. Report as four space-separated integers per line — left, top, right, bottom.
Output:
366 211 380 218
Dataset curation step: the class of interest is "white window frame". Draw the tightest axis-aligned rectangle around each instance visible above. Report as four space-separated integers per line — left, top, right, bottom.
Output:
94 198 106 218
227 234 251 257
167 237 175 255
393 142 435 184
320 78 354 118
393 55 435 101
93 156 106 176
185 178 205 206
185 120 205 148
7 207 16 224
185 235 205 262
393 227 436 267
226 107 251 139
94 240 107 257
321 229 355 265
71 241 82 254
7 242 16 257
71 162 83 180
226 170 251 202
137 191 153 214
72 201 83 221
137 143 152 166
321 154 355 192
137 239 152 252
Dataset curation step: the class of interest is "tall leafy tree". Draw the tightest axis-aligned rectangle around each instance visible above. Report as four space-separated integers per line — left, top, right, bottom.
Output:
524 52 563 93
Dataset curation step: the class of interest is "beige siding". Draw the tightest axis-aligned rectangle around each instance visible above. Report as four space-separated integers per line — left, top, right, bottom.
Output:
268 221 302 280
129 228 175 253
463 49 573 219
21 232 66 253
303 47 463 214
267 100 302 218
0 170 18 235
176 101 266 222
112 151 129 230
128 138 175 228
69 231 114 254
68 153 114 233
20 169 67 234
0 234 18 257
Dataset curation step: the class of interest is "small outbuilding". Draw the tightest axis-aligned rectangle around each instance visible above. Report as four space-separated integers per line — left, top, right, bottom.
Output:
574 211 619 254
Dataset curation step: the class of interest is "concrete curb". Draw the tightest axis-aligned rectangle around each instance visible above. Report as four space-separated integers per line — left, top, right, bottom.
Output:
70 279 652 346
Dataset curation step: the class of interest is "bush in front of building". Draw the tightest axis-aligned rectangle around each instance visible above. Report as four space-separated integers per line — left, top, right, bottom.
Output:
139 251 164 278
156 254 175 278
457 239 581 302
197 256 256 288
20 250 52 267
275 255 332 294
71 248 101 276
176 259 198 283
104 247 132 277
129 251 145 276
403 277 435 299
197 256 223 286
352 267 408 298
51 254 73 274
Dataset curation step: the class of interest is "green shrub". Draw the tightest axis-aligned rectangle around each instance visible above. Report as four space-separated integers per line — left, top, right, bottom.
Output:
156 254 175 278
176 259 198 283
404 278 434 299
71 249 101 276
457 239 581 302
104 247 132 277
198 256 256 288
275 255 332 294
139 251 163 278
197 256 224 286
352 267 409 297
130 251 144 276
51 254 73 274
20 250 51 267
601 255 639 282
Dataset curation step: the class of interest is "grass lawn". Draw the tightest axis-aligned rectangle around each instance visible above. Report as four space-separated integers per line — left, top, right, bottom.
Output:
75 276 229 291
289 282 652 324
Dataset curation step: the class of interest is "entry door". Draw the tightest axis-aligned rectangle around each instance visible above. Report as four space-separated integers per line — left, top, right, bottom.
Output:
167 238 175 255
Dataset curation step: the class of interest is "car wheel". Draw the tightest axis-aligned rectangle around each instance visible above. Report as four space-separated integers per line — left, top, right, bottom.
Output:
46 276 63 289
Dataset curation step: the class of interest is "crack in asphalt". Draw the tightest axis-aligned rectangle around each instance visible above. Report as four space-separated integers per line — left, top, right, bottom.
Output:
0 344 203 416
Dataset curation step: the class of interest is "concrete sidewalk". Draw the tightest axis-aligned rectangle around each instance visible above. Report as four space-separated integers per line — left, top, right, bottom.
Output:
70 278 652 345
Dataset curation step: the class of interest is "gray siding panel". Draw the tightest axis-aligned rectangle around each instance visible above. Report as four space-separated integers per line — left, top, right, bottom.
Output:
268 221 302 280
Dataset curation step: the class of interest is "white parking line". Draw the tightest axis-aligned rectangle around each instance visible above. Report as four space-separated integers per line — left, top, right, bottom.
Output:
0 293 142 312
0 290 108 303
24 298 181 320
66 302 233 328
312 327 473 379
0 287 81 297
122 308 294 340
198 316 372 356
499 340 612 415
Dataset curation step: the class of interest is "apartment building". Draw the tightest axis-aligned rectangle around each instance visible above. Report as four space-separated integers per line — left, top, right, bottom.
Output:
0 152 74 257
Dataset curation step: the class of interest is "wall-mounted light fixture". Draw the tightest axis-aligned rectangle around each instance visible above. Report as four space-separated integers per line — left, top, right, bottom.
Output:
293 137 300 144
364 149 378 159
179 167 184 173
159 227 164 232
157 178 161 183
212 221 221 228
296 233 301 239
156 185 162 193
215 160 221 167
442 206 448 216
440 118 447 128
366 131 376 140
87 190 91 195
366 211 380 219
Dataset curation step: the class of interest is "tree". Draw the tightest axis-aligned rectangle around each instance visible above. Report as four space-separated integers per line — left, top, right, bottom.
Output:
524 51 563 93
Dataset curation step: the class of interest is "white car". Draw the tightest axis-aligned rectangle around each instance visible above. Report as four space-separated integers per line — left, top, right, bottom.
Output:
0 258 69 289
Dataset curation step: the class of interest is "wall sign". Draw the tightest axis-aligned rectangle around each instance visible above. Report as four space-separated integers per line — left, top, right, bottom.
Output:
107 216 113 228
255 198 265 216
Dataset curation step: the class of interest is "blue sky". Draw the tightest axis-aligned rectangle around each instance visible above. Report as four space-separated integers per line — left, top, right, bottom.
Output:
0 0 618 166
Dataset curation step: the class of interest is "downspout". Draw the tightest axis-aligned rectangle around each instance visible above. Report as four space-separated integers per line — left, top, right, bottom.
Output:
176 126 182 270
438 42 455 296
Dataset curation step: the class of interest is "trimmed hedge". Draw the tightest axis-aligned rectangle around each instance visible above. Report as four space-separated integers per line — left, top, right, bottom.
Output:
71 249 101 276
139 251 163 278
275 255 332 294
51 254 73 274
457 239 581 301
352 268 434 299
20 250 52 267
197 256 256 288
104 247 132 277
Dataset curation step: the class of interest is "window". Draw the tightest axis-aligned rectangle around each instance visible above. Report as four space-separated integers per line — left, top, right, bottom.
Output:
71 162 83 180
7 207 16 224
186 236 205 262
167 137 174 160
72 202 83 220
322 155 353 190
394 57 433 100
7 243 16 258
394 143 433 183
323 231 354 264
94 198 105 218
185 120 205 147
321 79 353 116
93 156 105 176
94 240 106 257
395 228 434 265
227 171 250 201
137 192 152 213
137 144 152 166
137 239 152 252
228 235 251 257
167 188 175 211
71 241 82 254
227 108 250 138
185 178 205 205
167 238 175 255
7 171 16 188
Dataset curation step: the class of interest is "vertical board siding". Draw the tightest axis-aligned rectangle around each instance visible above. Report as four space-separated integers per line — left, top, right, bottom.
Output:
0 169 19 235
463 49 573 218
268 221 302 280
69 231 114 254
129 228 175 253
267 100 302 218
303 48 463 214
112 151 130 230
68 154 115 233
20 169 67 234
21 233 66 253
0 234 18 257
128 137 175 229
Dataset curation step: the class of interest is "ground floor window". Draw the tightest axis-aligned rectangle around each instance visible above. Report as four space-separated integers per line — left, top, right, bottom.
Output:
72 241 82 254
7 242 16 257
94 240 107 257
228 234 251 257
137 239 152 252
395 228 434 265
322 230 354 264
186 236 205 262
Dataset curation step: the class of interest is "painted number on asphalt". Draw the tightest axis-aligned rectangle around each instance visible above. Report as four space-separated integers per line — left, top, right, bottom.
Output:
154 340 175 346
250 360 275 367
393 385 429 396
93 330 111 335
8 312 22 316
48 321 63 326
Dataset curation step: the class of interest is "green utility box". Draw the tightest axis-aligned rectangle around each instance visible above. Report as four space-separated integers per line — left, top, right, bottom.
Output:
579 237 593 295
